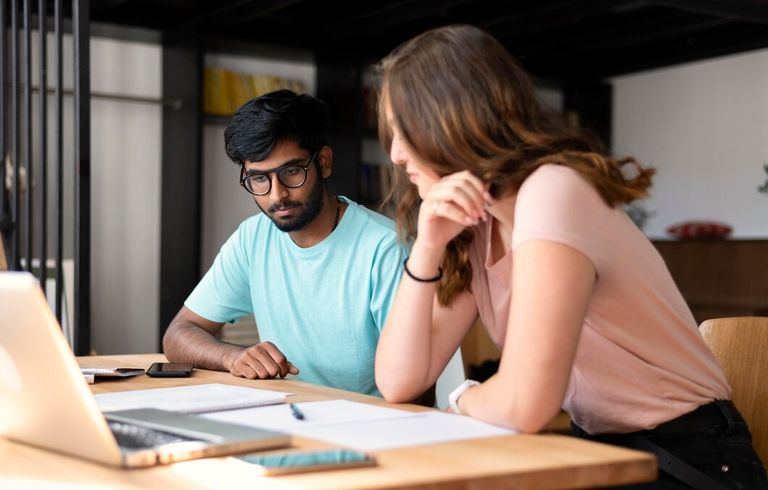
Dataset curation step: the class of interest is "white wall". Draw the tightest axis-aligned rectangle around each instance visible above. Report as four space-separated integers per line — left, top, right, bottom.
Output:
200 53 316 270
30 33 161 354
612 49 768 238
201 120 258 270
90 38 162 354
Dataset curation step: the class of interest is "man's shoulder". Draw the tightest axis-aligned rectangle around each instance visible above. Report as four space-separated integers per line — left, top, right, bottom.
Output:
344 198 398 237
219 213 274 255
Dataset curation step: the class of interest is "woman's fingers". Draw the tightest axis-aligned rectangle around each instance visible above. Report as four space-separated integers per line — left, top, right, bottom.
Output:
432 198 478 226
427 173 488 222
435 187 482 220
414 170 491 250
452 170 494 210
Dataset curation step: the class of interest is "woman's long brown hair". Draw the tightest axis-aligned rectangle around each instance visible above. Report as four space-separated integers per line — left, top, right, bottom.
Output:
374 25 654 306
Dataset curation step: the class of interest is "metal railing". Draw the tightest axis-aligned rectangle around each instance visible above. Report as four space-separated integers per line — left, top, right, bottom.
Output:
1 0 90 355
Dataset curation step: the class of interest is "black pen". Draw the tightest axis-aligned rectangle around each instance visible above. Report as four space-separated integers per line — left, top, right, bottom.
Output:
289 403 305 421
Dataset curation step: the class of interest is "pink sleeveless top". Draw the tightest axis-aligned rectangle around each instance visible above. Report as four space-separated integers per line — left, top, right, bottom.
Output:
468 164 729 434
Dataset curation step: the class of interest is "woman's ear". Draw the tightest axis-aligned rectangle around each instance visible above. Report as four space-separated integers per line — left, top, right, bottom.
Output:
317 146 333 178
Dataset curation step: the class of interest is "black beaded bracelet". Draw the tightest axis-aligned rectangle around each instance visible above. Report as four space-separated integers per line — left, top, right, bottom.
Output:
403 258 443 283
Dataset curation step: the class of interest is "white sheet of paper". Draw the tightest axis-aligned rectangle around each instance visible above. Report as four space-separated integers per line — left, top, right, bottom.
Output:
201 399 418 431
95 383 289 413
202 399 515 450
293 411 516 450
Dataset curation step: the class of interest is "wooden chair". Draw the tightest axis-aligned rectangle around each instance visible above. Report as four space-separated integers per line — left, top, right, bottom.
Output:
699 317 768 467
0 237 7 270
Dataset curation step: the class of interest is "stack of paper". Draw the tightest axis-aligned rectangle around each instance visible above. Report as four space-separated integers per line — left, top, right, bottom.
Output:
95 383 288 413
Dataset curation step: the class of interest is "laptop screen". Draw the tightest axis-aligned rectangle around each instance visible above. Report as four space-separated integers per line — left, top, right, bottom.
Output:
0 272 125 465
0 272 290 467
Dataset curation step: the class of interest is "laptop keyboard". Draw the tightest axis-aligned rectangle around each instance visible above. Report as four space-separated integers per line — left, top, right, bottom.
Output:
108 421 194 449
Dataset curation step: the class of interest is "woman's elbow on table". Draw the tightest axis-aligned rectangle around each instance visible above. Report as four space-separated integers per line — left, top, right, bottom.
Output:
375 369 423 403
515 402 564 433
512 411 558 434
485 392 562 434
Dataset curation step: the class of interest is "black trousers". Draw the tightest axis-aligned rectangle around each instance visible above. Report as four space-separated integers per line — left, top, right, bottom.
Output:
571 400 768 490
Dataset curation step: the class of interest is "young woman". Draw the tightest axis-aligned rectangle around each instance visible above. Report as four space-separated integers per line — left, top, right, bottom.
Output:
373 24 767 489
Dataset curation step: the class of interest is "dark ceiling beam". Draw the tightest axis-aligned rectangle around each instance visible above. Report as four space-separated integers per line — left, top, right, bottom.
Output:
87 0 768 82
316 0 442 34
92 0 132 15
313 0 478 38
651 0 768 25
484 0 649 35
181 0 301 29
316 0 426 32
528 23 768 79
517 17 731 59
206 0 306 28
180 0 254 27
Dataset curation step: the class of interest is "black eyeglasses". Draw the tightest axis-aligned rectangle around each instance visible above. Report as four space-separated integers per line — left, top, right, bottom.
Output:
239 151 317 196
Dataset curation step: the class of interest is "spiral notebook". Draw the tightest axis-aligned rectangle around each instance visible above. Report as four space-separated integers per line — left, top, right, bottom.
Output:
80 367 146 384
95 383 289 414
81 367 146 378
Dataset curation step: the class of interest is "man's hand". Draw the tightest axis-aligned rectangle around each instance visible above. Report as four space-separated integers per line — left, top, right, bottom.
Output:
227 341 299 379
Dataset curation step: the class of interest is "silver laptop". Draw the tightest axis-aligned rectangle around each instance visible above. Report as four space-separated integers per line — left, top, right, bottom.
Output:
0 271 291 467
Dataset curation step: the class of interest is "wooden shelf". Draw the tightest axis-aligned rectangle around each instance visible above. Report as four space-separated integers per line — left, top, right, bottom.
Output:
653 240 768 323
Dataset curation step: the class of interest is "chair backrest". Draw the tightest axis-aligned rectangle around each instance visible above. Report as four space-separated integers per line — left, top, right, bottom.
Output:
699 317 768 467
0 238 7 270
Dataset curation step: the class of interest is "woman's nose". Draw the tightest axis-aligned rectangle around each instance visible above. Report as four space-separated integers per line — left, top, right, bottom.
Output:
390 139 406 166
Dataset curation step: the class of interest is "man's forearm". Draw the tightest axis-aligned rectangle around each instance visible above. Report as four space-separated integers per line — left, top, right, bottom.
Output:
163 322 244 372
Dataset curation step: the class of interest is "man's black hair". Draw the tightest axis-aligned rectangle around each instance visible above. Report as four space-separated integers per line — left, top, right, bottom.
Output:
224 89 328 166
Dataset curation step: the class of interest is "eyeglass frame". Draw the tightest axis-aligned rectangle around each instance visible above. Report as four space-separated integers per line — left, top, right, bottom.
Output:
239 150 318 196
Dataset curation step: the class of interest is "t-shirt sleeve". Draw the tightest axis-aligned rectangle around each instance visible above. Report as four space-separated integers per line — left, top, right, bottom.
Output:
184 223 253 323
511 165 613 269
368 236 409 333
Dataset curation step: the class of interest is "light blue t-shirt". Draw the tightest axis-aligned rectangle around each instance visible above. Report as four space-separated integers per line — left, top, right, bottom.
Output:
185 197 407 396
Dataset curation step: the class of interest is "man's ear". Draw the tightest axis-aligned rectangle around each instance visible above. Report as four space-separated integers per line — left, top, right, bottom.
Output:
317 146 333 178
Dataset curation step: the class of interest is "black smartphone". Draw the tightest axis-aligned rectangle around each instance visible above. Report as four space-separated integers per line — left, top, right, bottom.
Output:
239 449 375 475
146 362 193 377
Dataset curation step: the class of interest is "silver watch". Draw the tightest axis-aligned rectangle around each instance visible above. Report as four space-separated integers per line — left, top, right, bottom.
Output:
448 379 480 413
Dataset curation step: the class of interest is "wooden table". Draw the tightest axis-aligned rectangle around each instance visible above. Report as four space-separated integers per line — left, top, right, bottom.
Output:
0 354 656 489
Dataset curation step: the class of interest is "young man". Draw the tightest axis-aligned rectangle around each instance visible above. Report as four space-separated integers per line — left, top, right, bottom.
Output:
163 90 407 396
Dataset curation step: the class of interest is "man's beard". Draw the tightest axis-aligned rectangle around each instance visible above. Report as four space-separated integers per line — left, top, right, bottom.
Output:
258 178 324 232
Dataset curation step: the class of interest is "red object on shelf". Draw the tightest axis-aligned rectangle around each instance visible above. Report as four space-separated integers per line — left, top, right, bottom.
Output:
666 221 732 239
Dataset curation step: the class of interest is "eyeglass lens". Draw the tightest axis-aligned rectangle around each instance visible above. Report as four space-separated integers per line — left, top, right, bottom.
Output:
242 152 316 195
245 166 307 195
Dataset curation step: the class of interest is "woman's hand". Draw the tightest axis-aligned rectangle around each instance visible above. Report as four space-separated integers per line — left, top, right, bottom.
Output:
416 171 490 250
376 171 486 403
